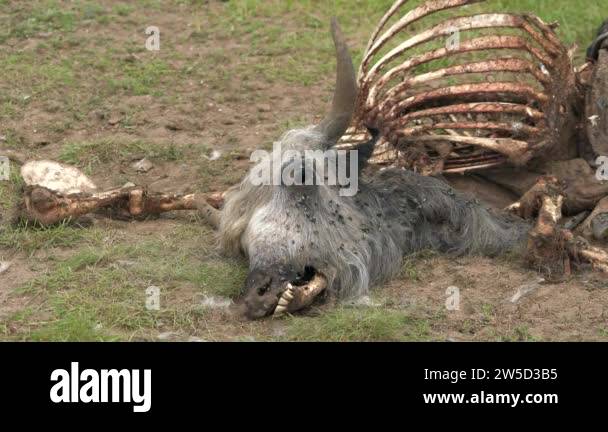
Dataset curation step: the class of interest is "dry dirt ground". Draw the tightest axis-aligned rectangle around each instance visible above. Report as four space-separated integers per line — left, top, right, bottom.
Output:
1 0 607 341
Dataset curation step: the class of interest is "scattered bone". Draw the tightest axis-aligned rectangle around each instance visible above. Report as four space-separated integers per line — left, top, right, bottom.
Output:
510 278 545 303
21 160 97 194
507 176 562 219
17 160 225 226
132 158 154 173
20 184 201 225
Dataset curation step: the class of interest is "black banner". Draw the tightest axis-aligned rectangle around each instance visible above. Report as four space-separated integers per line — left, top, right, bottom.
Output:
0 343 605 419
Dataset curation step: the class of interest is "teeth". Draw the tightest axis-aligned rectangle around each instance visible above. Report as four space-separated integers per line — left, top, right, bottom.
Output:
282 287 294 301
273 285 295 317
274 305 287 316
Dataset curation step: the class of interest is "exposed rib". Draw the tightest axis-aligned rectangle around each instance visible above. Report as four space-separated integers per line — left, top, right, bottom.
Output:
390 102 544 123
365 14 549 80
361 0 486 75
367 35 552 105
388 82 549 119
385 58 549 102
399 121 540 136
397 134 532 164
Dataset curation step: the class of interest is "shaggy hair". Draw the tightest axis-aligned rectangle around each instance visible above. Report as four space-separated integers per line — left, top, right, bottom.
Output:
219 127 530 300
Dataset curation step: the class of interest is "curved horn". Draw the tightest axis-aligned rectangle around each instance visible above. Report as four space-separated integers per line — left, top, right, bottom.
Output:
314 18 358 145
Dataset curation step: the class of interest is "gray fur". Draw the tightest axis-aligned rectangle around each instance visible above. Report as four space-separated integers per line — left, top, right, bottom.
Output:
218 127 530 301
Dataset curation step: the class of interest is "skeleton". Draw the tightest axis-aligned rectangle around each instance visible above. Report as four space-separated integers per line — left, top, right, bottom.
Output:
8 1 608 319
346 0 608 236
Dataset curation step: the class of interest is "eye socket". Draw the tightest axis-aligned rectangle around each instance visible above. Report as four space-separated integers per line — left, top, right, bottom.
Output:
257 283 270 296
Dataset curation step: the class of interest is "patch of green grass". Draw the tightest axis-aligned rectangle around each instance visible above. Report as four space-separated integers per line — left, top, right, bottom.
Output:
498 325 541 342
197 156 247 192
6 1 76 40
480 303 496 324
0 162 23 213
113 3 135 17
0 222 104 257
3 222 244 340
58 138 186 167
285 308 432 341
108 60 171 96
28 306 117 342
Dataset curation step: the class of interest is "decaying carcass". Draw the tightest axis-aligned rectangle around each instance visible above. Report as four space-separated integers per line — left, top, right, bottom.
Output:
343 0 608 275
195 18 533 319
12 0 608 319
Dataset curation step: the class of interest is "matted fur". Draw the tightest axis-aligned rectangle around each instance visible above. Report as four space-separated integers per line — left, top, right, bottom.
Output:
219 127 530 300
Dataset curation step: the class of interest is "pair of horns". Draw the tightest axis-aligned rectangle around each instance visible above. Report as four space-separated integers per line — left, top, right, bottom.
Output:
313 18 358 144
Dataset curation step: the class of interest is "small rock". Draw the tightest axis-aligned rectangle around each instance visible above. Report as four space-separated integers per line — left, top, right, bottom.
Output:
203 150 222 161
0 261 11 275
0 135 6 142
258 104 271 113
122 181 136 188
132 158 154 173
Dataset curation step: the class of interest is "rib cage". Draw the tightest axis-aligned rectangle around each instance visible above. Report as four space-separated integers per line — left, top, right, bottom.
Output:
344 0 579 174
